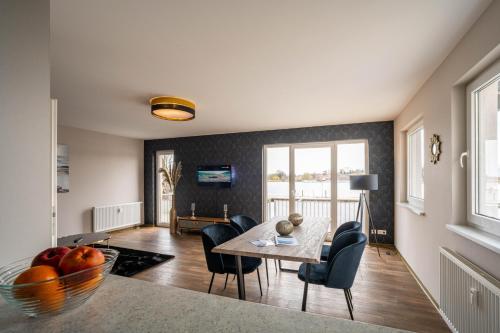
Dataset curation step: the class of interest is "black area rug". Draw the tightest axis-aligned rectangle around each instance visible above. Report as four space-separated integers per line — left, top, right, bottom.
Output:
94 245 174 277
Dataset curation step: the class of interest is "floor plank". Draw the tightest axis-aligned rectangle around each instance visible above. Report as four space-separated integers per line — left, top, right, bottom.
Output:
108 226 449 333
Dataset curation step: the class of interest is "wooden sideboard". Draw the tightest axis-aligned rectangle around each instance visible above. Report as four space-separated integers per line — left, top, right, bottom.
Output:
177 216 230 234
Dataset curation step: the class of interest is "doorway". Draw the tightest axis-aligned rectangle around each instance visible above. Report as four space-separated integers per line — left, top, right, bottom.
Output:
156 150 174 227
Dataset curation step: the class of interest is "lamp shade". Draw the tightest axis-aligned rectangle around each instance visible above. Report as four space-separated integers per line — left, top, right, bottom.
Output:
150 96 195 121
350 174 378 191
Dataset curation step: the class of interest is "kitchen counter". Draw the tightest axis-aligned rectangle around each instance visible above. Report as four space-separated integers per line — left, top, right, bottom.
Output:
0 275 410 332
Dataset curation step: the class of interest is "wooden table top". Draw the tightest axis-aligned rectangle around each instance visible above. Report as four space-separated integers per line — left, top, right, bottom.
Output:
212 217 330 263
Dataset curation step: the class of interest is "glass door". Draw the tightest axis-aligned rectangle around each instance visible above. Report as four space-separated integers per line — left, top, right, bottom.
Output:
264 140 368 234
336 142 367 228
264 146 290 220
293 146 332 220
156 150 174 227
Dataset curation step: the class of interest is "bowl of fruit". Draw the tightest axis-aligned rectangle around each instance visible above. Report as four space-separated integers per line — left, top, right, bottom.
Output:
0 246 119 317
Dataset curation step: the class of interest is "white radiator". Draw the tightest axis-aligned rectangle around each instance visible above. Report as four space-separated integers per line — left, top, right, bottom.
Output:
93 202 143 232
440 247 500 333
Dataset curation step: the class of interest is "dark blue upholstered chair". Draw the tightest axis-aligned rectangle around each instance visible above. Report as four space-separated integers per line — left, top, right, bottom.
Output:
298 231 367 319
201 224 263 296
320 221 362 261
229 215 257 234
230 215 275 286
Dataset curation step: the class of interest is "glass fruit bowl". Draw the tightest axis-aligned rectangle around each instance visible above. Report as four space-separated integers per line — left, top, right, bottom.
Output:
0 248 119 317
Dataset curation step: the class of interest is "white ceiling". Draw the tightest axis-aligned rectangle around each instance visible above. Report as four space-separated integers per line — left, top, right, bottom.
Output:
51 0 491 139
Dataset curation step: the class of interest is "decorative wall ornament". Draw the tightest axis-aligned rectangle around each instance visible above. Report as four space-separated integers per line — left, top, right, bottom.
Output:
429 134 441 164
57 144 69 193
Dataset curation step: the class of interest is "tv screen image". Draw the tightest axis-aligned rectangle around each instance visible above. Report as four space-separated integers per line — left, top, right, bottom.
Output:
197 165 232 187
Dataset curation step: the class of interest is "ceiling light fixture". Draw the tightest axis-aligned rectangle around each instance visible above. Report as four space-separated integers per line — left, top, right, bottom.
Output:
150 96 195 121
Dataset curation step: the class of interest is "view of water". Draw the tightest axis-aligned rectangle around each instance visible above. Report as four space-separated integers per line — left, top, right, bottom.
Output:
267 180 359 200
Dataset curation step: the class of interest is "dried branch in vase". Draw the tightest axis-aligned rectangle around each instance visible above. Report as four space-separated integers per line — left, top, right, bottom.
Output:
158 161 182 191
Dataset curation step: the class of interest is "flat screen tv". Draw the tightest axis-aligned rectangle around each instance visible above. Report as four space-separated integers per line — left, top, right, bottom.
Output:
197 165 232 187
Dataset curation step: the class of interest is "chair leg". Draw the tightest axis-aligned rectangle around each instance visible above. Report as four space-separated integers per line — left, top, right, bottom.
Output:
348 289 353 308
223 273 229 290
208 273 215 294
344 289 354 320
256 268 263 296
265 259 270 287
274 259 278 273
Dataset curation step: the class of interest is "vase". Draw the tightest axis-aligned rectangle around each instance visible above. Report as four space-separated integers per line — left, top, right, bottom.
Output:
169 195 177 234
288 213 303 226
275 220 294 236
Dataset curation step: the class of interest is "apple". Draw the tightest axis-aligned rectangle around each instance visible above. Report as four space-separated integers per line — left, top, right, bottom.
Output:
59 246 105 275
31 247 71 269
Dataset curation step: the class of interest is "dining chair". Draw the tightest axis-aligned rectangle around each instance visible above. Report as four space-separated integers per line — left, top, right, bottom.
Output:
321 221 361 261
201 224 263 296
298 231 367 319
230 215 274 286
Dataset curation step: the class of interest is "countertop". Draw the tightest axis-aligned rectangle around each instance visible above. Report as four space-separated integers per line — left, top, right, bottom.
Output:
0 275 410 332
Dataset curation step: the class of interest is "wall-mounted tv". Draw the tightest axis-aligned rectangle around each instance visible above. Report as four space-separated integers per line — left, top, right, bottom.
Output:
197 165 232 188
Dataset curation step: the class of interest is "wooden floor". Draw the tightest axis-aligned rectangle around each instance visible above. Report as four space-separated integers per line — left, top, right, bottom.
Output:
109 226 449 333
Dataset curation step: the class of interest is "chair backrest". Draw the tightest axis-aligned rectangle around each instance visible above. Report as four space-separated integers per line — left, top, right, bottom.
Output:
229 215 258 234
334 221 362 238
325 231 367 289
327 221 362 261
201 224 239 274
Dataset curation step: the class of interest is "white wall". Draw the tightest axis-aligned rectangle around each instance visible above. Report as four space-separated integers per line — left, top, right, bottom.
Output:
394 0 500 301
57 126 143 236
0 0 52 266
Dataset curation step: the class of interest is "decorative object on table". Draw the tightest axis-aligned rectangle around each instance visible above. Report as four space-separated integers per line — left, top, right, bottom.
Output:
57 144 69 193
150 96 195 121
275 220 294 236
190 202 196 219
223 204 228 221
158 160 182 234
275 235 298 246
0 248 118 317
288 213 303 226
429 134 441 164
350 174 381 257
93 245 174 277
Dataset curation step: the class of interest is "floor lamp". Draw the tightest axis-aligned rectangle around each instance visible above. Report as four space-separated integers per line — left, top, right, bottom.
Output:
349 174 381 257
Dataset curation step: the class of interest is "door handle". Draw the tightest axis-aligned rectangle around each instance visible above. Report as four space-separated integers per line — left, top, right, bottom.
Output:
460 151 468 168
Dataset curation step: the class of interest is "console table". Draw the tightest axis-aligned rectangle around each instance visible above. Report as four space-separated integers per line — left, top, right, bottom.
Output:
177 216 230 234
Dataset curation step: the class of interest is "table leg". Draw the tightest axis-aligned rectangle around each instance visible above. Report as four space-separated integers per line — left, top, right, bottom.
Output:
236 255 246 300
301 263 310 311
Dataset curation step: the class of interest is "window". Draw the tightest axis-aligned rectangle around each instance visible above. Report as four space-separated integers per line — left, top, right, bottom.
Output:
467 60 500 237
263 140 368 234
407 123 424 210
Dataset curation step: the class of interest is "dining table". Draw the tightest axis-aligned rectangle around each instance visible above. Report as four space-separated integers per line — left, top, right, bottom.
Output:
212 216 331 311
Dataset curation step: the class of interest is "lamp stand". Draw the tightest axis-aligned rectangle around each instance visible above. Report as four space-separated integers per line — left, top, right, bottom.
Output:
356 190 381 257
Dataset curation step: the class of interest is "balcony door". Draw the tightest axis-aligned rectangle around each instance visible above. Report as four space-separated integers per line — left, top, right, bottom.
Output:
264 141 367 233
156 150 174 227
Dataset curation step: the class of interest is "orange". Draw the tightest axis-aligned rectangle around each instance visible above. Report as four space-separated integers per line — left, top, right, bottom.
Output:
14 265 65 312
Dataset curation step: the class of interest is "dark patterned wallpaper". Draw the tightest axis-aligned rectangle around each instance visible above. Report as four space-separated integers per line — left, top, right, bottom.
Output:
144 121 394 243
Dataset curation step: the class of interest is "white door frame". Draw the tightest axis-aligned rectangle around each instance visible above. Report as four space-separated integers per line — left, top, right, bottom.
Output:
156 150 174 227
262 139 369 234
50 99 58 246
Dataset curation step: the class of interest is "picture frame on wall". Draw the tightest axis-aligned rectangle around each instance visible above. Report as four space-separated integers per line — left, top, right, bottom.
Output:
57 144 69 193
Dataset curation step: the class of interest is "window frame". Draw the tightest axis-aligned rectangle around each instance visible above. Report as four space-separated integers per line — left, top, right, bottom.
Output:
406 121 425 211
466 59 500 237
